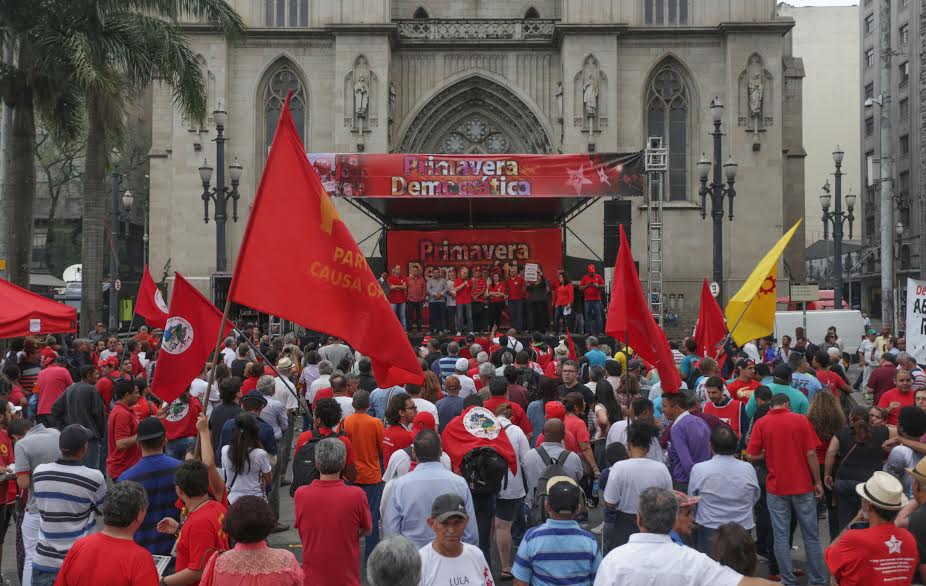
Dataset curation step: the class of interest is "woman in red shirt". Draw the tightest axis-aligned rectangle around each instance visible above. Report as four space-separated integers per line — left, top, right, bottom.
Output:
553 272 574 335
487 272 507 329
453 267 474 333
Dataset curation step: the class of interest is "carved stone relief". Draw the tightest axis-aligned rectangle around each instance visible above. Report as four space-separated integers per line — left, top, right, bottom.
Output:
737 53 774 149
572 55 608 133
344 55 379 133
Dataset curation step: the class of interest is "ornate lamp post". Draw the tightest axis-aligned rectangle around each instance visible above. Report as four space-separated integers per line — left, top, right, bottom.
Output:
109 174 134 331
198 105 243 273
820 146 856 309
697 98 738 304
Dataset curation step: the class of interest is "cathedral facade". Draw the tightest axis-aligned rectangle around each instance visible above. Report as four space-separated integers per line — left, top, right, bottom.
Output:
148 0 805 318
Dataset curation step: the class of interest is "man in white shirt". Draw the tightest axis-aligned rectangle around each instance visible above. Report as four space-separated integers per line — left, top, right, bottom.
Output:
319 337 351 370
330 374 355 420
858 330 879 390
418 493 491 586
594 487 773 586
606 397 664 463
493 406 530 578
220 337 237 368
452 358 477 399
307 360 334 403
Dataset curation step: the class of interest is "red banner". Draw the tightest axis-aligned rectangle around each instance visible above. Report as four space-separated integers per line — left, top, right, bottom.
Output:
307 153 644 198
387 228 563 278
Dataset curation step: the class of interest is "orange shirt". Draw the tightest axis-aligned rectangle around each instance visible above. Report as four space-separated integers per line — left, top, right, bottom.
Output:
342 412 385 484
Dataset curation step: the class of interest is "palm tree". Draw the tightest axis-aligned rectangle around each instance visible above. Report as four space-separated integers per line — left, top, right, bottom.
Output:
48 0 243 334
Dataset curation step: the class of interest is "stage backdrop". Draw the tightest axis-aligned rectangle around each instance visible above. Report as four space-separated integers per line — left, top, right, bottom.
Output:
387 228 563 278
307 153 644 198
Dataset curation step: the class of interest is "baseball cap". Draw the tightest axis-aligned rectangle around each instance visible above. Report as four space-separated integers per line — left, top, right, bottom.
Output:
544 401 566 420
455 358 469 372
547 476 583 515
587 264 596 272
100 357 119 368
868 329 877 335
136 417 166 442
413 411 436 432
242 389 268 406
431 493 469 522
773 363 793 380
59 424 90 453
673 490 701 508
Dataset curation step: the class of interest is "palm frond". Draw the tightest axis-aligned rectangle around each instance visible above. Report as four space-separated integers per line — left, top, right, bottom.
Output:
103 0 245 40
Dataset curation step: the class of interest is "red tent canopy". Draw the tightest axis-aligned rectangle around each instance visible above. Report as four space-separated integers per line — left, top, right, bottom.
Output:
0 279 77 338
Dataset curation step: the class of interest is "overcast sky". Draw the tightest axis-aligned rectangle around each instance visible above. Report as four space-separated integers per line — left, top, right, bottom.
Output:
784 0 857 5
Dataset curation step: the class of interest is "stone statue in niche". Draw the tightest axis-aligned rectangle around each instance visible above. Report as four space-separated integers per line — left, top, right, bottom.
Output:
583 70 598 117
738 53 773 150
748 73 763 119
388 81 397 121
354 75 369 119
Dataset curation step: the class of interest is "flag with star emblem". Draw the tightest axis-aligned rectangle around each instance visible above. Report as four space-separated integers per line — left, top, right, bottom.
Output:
229 93 424 387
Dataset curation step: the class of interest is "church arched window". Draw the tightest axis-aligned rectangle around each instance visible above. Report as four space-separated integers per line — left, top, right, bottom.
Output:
260 60 307 155
413 7 429 18
525 7 540 18
646 61 690 201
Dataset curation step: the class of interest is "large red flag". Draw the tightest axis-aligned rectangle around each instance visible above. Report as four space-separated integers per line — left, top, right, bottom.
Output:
135 266 169 330
605 226 682 393
229 94 423 387
563 327 578 361
441 406 517 474
694 278 727 359
150 274 233 404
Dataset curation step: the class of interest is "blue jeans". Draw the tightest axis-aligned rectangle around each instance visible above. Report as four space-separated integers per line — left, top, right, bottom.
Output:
82 439 100 470
32 568 58 586
391 303 406 328
767 491 826 586
508 299 524 331
456 303 473 332
584 300 603 334
359 482 384 557
406 301 424 330
429 302 445 331
166 437 196 460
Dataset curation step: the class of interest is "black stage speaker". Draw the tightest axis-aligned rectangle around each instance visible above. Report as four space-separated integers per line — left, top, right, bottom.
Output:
603 199 632 267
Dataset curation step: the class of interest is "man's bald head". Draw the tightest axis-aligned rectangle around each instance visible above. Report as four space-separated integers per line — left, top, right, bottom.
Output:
542 418 565 443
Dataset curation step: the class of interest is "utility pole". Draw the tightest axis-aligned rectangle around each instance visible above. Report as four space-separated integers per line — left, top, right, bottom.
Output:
878 0 894 330
0 41 14 281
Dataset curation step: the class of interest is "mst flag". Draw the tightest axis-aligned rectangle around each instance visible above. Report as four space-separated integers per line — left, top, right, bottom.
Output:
605 226 681 393
725 220 802 346
150 274 233 404
135 266 169 329
229 93 423 387
441 407 517 474
694 278 727 359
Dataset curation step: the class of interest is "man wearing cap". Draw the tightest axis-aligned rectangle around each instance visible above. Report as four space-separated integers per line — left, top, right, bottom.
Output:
218 389 278 462
579 264 605 336
50 365 106 470
825 471 918 586
452 358 477 399
34 357 73 427
29 424 106 585
744 364 809 419
418 493 492 586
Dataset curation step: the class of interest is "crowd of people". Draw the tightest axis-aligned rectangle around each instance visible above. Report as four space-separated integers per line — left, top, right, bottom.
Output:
0 316 924 585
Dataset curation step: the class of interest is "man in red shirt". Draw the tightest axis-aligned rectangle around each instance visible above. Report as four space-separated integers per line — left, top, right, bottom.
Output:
95 357 120 409
825 471 918 586
747 393 825 585
0 401 16 574
878 369 916 426
727 359 760 402
534 401 581 452
293 398 357 484
106 379 142 480
382 392 416 465
563 391 599 479
505 266 526 332
579 264 605 335
471 268 488 333
483 378 532 441
35 357 73 426
387 265 408 329
868 353 900 405
295 436 372 585
405 264 426 332
157 460 229 585
812 351 852 399
702 376 748 439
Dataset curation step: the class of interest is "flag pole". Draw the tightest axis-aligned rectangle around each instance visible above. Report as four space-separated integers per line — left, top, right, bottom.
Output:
206 293 234 391
117 305 141 366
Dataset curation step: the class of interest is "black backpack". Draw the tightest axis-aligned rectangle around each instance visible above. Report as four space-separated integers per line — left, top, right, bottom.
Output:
686 357 704 389
527 445 567 527
516 367 540 401
290 429 345 496
460 446 508 496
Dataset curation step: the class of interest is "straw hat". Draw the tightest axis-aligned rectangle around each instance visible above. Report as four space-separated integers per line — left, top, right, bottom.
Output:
856 471 908 510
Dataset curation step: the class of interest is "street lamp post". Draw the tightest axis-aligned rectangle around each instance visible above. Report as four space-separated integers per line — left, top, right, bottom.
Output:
109 173 134 332
199 105 243 273
895 221 904 329
697 98 738 305
820 146 856 310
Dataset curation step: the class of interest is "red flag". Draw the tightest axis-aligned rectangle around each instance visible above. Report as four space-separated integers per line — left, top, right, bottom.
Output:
563 327 578 360
150 273 233 404
605 226 682 393
135 266 169 330
694 278 728 360
441 406 517 474
228 94 423 387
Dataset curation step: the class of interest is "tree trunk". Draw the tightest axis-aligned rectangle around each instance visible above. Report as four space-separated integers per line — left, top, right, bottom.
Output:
80 92 108 336
4 43 35 288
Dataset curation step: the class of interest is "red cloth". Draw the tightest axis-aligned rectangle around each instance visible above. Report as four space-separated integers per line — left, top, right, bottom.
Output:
175 499 228 582
727 379 760 402
564 327 578 360
703 399 744 438
506 277 526 301
747 408 820 495
488 282 506 303
96 377 116 409
107 403 141 480
554 283 573 307
868 365 898 405
877 388 916 426
387 275 407 304
135 265 169 329
816 370 845 397
0 278 76 337
294 479 371 586
228 97 423 388
132 397 158 421
150 274 233 405
694 278 727 359
472 278 487 302
825 523 918 586
580 273 605 301
605 226 682 393
406 275 426 303
311 388 334 408
535 431 581 453
483 396 533 437
440 406 517 473
163 397 202 441
0 430 15 504
56 532 160 586
382 425 414 466
35 364 73 415
455 278 473 305
565 413 590 444
241 377 259 394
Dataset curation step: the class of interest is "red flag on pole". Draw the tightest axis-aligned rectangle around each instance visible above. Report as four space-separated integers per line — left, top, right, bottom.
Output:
563 327 578 361
228 94 423 387
135 266 169 330
694 278 728 360
605 226 682 393
150 273 233 404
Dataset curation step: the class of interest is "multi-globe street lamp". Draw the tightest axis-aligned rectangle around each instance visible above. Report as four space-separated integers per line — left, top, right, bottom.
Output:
198 105 243 273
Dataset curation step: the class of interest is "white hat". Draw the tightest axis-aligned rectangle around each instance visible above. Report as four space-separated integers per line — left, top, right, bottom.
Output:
856 471 908 510
455 358 469 372
827 347 842 358
554 342 569 357
276 357 294 371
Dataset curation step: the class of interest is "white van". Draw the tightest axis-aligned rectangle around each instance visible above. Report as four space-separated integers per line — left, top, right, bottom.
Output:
774 310 866 349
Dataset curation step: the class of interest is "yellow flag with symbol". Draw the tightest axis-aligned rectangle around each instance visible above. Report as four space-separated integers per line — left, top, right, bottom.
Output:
724 220 802 346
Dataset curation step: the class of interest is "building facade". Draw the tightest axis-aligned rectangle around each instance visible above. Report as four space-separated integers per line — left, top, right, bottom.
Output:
148 0 805 321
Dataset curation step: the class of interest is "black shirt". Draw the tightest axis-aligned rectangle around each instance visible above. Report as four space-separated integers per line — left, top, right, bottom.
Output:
230 359 249 379
907 504 926 583
209 403 243 449
834 425 890 483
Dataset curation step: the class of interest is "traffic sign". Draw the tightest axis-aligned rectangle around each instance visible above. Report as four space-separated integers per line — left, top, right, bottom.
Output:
709 281 720 297
114 279 122 292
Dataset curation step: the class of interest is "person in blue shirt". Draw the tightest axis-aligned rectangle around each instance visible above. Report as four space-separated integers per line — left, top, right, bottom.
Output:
217 390 277 465
679 338 703 383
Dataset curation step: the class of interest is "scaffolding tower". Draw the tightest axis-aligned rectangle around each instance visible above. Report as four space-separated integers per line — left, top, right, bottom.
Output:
645 137 668 327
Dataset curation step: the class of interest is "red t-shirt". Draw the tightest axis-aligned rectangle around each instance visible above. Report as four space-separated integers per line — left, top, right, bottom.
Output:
57 532 160 586
132 397 158 421
747 408 819 496
312 388 334 408
454 278 473 305
36 365 73 415
869 365 899 405
535 431 581 453
387 275 407 304
506 277 526 301
554 283 574 307
107 403 142 480
7 386 25 409
472 278 487 302
382 424 414 466
294 479 372 586
580 273 605 301
488 282 507 303
727 379 760 402
565 413 590 444
878 388 916 426
483 396 533 437
241 376 259 393
294 428 356 469
817 370 845 396
163 398 203 441
175 499 228 582
825 523 918 586
406 276 426 303
0 430 14 504
96 377 115 409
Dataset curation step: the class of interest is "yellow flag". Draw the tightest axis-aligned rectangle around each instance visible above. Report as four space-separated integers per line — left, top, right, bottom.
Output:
724 220 802 346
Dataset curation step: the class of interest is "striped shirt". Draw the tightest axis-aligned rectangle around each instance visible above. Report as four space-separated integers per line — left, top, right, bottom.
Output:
31 459 106 573
513 519 601 586
118 453 182 555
